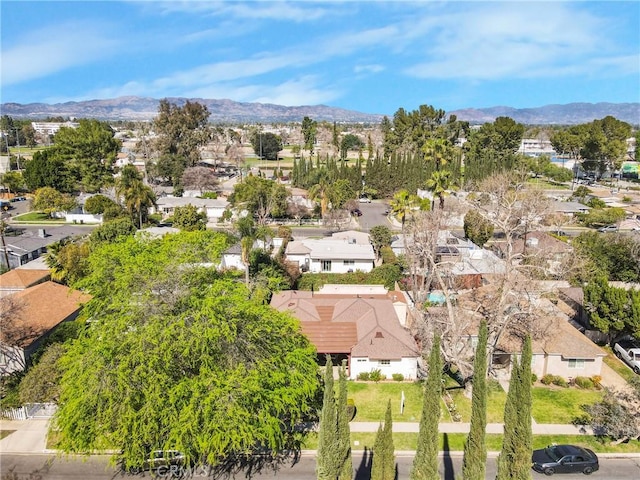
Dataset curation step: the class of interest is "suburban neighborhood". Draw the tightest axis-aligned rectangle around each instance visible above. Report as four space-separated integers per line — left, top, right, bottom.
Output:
1 1 640 479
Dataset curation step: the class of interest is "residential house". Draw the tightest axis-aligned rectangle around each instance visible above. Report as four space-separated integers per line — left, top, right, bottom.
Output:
0 281 91 375
330 230 371 245
551 201 591 217
0 226 79 270
455 287 606 379
505 231 573 277
151 197 229 224
270 284 419 379
392 231 506 288
0 269 50 298
285 238 375 273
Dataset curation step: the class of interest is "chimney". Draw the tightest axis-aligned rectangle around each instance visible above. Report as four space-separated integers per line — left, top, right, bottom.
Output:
375 331 384 338
37 228 47 238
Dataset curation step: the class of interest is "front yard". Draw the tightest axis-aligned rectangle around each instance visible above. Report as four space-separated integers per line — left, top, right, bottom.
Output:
347 380 604 424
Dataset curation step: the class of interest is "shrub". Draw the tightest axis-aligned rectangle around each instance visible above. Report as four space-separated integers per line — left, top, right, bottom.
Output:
541 374 555 385
357 372 370 381
552 375 569 388
590 375 602 388
574 376 595 389
531 373 538 384
368 369 386 383
392 373 404 382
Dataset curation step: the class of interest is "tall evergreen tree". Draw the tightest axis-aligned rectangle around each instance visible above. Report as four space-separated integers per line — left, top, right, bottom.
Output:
411 336 442 480
317 356 350 480
372 400 395 480
496 335 533 480
462 320 488 480
337 361 353 480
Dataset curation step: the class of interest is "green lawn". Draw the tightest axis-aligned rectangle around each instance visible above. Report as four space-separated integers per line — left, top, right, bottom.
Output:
11 212 65 223
301 432 640 454
347 381 604 425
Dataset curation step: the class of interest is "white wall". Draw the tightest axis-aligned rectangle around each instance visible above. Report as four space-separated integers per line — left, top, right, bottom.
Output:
65 213 103 224
309 258 374 274
350 356 418 380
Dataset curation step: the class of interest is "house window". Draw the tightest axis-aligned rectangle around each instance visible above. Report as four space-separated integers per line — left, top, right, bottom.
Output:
357 359 366 363
0 351 7 366
343 260 355 266
378 359 391 366
321 260 332 272
568 359 585 369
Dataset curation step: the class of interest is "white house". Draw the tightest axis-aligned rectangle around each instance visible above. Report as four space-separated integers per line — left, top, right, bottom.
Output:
151 197 229 223
285 238 375 273
270 285 419 380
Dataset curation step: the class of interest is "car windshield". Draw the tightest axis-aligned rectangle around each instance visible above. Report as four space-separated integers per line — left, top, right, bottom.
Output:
545 446 561 461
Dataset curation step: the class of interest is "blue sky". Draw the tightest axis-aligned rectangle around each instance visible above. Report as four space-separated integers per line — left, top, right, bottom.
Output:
1 1 639 115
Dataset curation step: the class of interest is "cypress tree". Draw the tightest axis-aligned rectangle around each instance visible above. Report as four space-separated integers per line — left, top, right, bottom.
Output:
410 336 442 480
496 334 533 480
337 361 353 480
462 320 488 480
372 400 396 480
317 355 339 480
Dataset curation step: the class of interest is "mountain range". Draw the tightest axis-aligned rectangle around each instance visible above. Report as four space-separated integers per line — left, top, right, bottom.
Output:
1 96 638 125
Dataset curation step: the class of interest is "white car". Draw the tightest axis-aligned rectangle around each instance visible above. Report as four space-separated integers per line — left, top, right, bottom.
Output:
359 197 371 203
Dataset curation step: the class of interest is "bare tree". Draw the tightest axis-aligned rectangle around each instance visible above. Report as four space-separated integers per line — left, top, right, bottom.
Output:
0 295 31 374
181 166 219 195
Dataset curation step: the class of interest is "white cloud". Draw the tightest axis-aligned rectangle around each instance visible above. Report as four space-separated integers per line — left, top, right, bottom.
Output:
401 3 628 81
354 64 385 74
1 22 117 85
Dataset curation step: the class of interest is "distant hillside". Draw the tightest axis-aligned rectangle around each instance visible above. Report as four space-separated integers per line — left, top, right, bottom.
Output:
448 102 640 126
0 96 384 123
1 97 638 125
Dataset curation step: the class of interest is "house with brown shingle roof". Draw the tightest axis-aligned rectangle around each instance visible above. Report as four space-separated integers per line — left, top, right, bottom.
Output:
454 288 606 379
0 269 50 298
270 284 420 379
0 281 91 375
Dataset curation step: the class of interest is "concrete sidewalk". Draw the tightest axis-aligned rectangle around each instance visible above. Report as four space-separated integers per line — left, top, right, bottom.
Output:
349 422 593 435
1 418 594 455
0 419 50 454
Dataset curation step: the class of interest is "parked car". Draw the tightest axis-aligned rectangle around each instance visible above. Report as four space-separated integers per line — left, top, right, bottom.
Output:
614 338 640 374
127 450 187 474
350 208 363 216
358 196 371 203
597 225 618 233
532 444 599 476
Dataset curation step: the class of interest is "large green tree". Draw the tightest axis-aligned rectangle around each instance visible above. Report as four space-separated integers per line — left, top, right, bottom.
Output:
172 204 207 231
463 209 495 247
301 116 318 153
462 320 488 480
32 187 77 216
231 175 289 223
54 232 319 469
251 131 283 161
23 149 74 193
53 119 121 192
153 100 211 168
411 336 442 480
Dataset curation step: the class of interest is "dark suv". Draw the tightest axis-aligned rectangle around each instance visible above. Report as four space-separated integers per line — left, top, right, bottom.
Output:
532 444 598 475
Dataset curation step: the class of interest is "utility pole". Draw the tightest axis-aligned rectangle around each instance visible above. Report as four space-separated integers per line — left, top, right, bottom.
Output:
0 219 11 271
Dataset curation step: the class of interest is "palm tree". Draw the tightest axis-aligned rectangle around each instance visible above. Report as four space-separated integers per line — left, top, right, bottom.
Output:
389 189 418 231
422 138 451 171
308 174 331 218
124 180 156 228
426 170 455 209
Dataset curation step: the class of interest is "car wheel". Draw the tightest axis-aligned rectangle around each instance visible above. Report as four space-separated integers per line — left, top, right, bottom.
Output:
583 467 594 475
634 366 640 375
544 467 555 476
129 466 141 475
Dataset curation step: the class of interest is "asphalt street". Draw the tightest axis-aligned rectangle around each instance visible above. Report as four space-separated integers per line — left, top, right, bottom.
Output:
2 452 640 480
